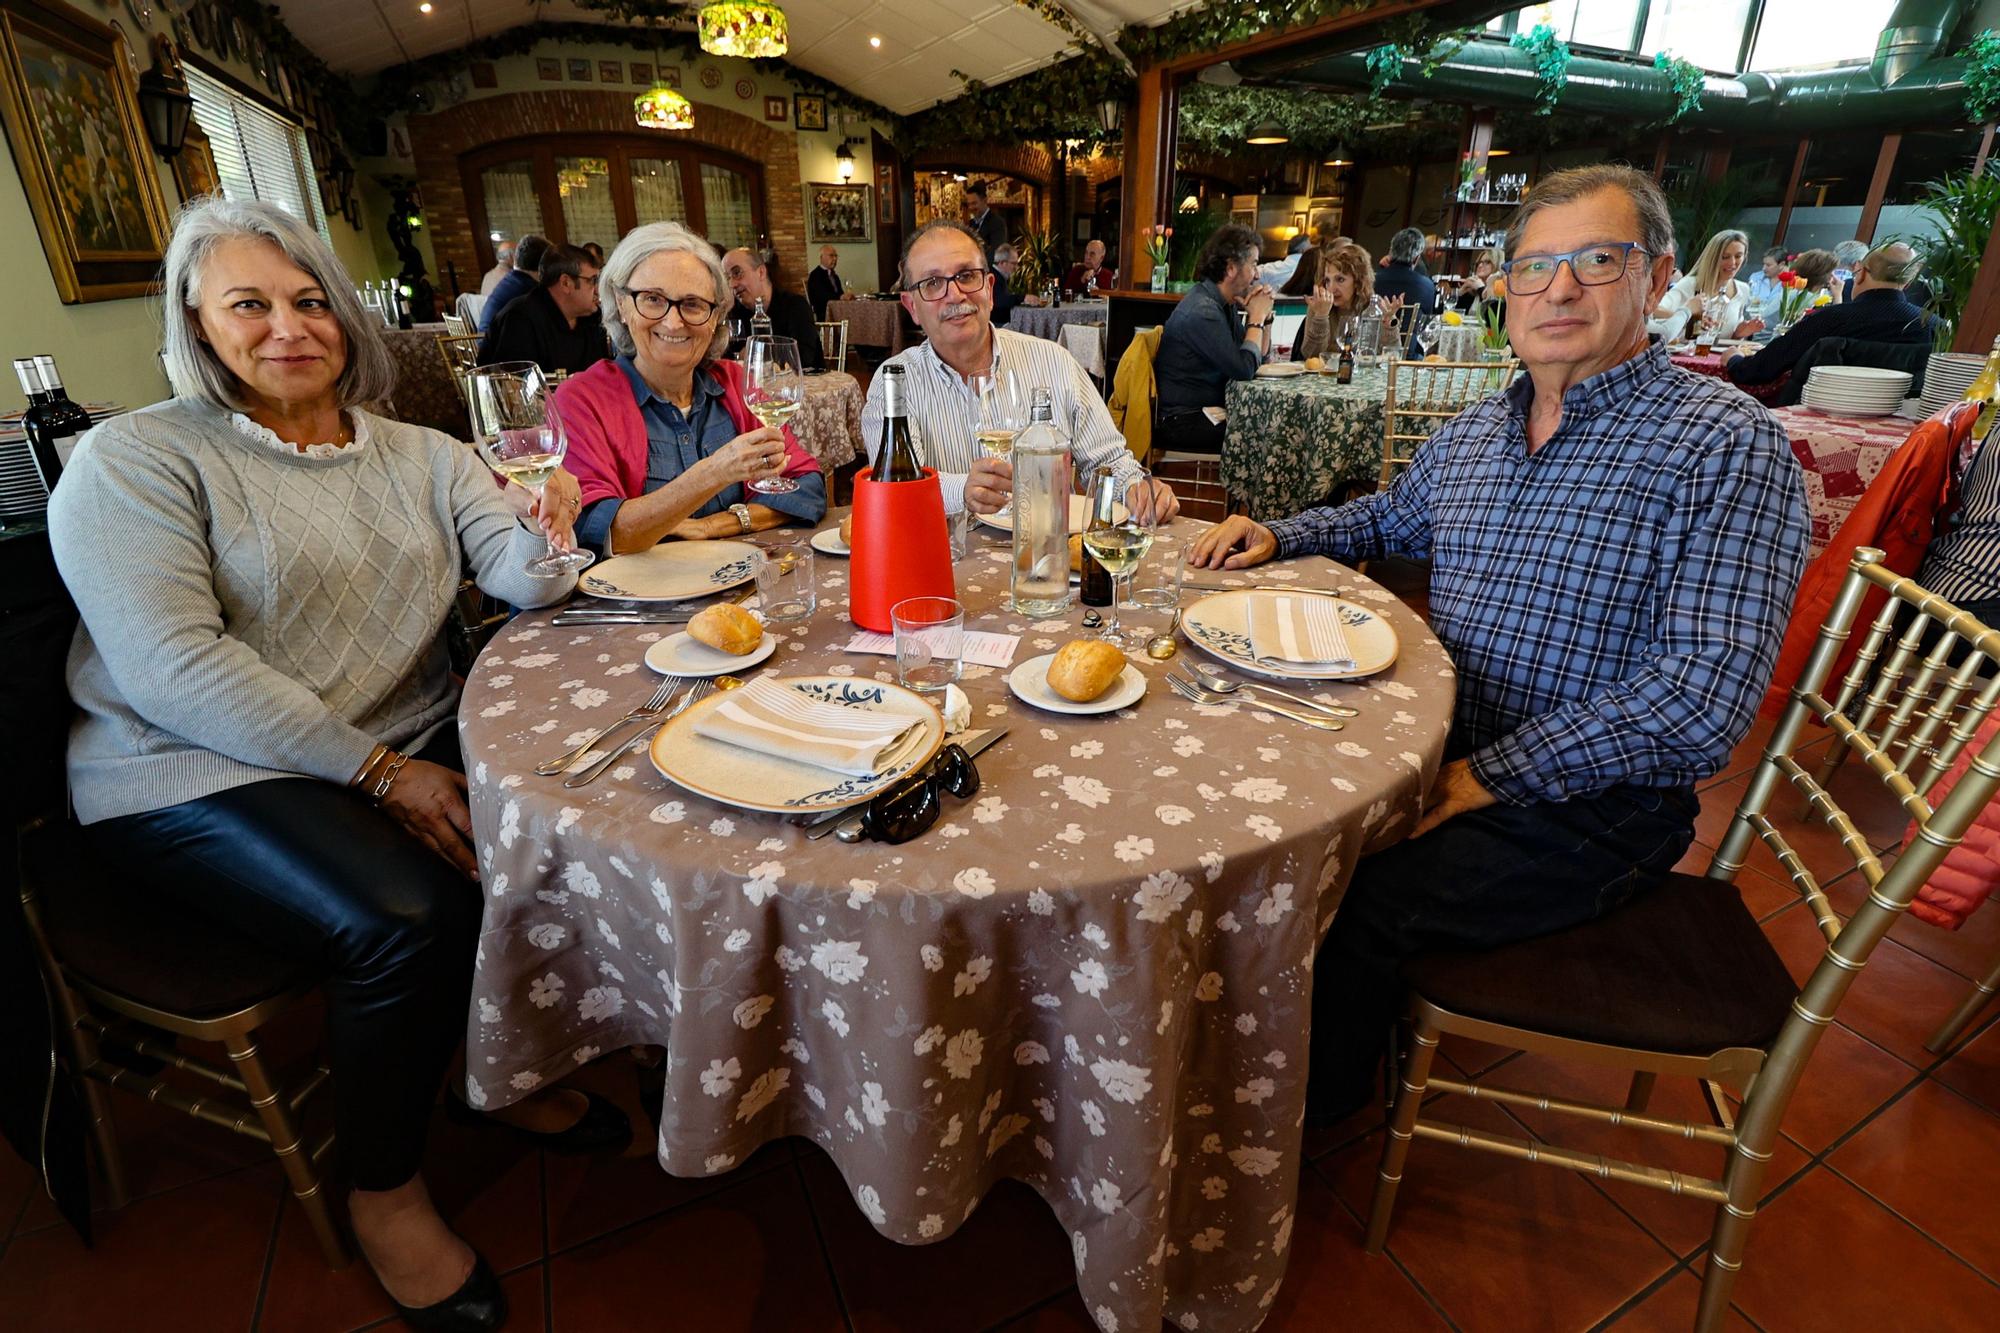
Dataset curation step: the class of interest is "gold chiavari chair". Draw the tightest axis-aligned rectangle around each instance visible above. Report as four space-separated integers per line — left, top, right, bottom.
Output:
441 313 468 337
1378 356 1517 490
1363 548 2000 1332
435 332 484 407
817 319 849 374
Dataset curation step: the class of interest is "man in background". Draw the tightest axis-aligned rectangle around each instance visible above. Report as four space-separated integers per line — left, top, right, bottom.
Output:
807 244 844 320
476 243 608 376
722 247 824 370
479 238 516 297
1725 242 1937 390
1063 239 1116 293
1373 227 1439 355
478 234 548 332
965 181 1008 261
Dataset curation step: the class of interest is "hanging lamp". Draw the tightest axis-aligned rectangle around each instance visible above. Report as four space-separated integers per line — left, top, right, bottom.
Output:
1245 120 1289 145
635 82 694 129
698 2 790 59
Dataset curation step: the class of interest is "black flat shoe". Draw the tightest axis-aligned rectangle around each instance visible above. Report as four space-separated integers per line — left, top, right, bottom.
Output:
391 1254 507 1332
447 1088 634 1156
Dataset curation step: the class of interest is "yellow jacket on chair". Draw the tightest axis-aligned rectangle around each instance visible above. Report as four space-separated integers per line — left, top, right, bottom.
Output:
1107 326 1162 463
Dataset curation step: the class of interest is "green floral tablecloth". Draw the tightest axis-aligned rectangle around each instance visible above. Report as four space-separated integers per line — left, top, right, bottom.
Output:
1222 369 1390 522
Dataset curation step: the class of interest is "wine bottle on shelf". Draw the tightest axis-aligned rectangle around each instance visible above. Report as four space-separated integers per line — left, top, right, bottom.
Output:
875 366 926 483
750 296 773 340
14 356 88 496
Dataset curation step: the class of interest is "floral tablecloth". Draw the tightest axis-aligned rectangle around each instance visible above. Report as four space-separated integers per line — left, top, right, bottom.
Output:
381 326 471 439
827 298 915 354
1769 406 1915 559
794 371 864 473
456 517 1455 1332
1671 350 1787 404
1222 368 1392 522
1008 303 1108 343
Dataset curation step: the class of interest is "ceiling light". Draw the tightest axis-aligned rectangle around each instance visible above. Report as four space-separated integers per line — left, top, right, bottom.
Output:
1486 148 1512 157
870 36 881 49
1322 143 1353 167
1245 120 1288 145
418 2 432 11
634 84 694 131
698 2 789 59
1178 193 1199 212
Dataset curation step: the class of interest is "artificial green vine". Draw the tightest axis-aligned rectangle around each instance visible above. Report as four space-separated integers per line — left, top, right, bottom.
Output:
1363 14 1472 100
1653 52 1704 124
1509 23 1569 115
1964 29 2000 125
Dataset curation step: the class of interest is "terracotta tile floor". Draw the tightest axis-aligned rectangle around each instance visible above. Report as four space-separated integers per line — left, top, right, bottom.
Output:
6 613 2000 1330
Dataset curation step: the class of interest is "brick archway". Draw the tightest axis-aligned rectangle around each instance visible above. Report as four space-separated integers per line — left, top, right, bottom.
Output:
409 90 806 293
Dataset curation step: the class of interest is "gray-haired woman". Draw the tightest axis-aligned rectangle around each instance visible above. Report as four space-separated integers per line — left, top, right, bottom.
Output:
555 220 824 556
47 197 621 1332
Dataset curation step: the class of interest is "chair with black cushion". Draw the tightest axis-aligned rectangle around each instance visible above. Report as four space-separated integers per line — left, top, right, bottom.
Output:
1774 335 1933 406
1363 547 2000 1333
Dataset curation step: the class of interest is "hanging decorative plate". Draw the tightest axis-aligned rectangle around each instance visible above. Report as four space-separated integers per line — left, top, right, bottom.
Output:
734 77 754 100
699 65 722 88
225 12 249 63
187 0 215 54
124 0 154 28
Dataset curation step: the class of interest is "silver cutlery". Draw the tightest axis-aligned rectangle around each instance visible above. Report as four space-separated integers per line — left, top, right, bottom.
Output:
1178 663 1359 717
1184 581 1355 599
536 677 681 776
551 611 699 627
554 585 755 625
563 680 714 788
1166 674 1344 731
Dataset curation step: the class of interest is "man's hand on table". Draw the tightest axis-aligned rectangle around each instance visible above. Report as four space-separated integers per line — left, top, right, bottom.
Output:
1409 759 1498 838
1186 515 1278 570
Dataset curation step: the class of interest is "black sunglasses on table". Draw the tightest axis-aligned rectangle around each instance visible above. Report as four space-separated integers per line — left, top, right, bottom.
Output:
856 744 981 844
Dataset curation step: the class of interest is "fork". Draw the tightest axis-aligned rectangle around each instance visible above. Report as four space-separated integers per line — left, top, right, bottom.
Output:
1166 674 1344 731
1174 664 1359 718
563 680 714 789
535 677 681 776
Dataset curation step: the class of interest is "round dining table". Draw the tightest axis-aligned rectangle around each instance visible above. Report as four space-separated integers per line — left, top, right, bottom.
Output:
1007 301 1108 343
1222 366 1392 521
456 517 1456 1332
792 370 865 473
827 296 915 355
1669 348 1787 403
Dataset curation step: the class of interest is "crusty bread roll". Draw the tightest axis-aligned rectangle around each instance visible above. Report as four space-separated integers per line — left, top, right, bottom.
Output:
1068 533 1084 573
839 512 854 546
1304 355 1325 372
688 603 763 656
1047 639 1125 702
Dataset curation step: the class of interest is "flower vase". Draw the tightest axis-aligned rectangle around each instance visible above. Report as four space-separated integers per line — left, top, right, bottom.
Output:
1149 265 1167 293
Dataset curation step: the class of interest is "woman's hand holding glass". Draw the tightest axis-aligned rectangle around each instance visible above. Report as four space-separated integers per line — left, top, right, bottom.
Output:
501 466 581 553
466 362 594 576
702 425 790 492
743 336 805 496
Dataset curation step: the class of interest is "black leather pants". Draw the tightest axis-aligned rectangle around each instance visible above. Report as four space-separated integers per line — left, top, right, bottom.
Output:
91 733 476 1191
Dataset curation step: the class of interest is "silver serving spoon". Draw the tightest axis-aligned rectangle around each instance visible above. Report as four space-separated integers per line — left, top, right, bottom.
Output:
1182 662 1359 717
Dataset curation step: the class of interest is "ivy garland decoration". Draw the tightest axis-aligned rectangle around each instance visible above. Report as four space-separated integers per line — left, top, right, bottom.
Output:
1362 14 1472 100
1653 51 1703 124
1964 30 2000 125
1508 22 1570 115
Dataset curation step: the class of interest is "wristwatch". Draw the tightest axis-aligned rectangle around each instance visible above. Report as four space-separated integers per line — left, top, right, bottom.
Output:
729 502 753 534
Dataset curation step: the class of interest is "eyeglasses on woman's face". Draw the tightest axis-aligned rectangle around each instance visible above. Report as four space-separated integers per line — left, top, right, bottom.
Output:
1500 242 1651 295
622 288 719 325
902 268 990 302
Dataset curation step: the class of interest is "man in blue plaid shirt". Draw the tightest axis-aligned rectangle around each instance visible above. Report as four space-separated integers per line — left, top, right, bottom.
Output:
1191 165 1808 1122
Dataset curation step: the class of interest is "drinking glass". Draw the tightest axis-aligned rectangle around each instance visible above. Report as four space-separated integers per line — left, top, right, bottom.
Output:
1415 316 1441 358
753 540 815 623
944 506 969 561
465 361 594 576
892 596 964 693
1082 464 1154 651
742 336 804 496
1128 532 1185 613
969 368 1024 519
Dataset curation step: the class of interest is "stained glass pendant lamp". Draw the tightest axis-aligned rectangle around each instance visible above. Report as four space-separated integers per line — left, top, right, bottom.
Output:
634 84 694 130
698 3 789 59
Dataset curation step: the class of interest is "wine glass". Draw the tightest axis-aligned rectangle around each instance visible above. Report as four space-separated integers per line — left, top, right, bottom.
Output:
1082 464 1155 652
1414 315 1441 359
970 368 1023 519
743 335 804 496
465 362 594 577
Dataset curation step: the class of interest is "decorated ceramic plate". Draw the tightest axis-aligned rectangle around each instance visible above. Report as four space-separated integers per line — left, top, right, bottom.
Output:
1181 588 1399 681
578 540 760 603
1006 653 1145 715
974 494 1123 534
649 675 944 814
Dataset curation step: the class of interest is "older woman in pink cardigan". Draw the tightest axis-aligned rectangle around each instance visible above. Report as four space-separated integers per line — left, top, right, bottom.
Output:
557 222 824 555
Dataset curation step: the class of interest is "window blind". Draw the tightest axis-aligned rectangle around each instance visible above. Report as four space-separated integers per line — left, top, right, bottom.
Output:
185 67 328 239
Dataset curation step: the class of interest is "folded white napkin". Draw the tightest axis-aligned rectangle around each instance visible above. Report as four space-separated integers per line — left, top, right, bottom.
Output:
1247 593 1355 669
691 679 919 777
940 684 971 734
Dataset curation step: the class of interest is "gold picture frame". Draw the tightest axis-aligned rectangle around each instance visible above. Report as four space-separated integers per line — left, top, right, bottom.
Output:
0 0 172 303
171 116 216 203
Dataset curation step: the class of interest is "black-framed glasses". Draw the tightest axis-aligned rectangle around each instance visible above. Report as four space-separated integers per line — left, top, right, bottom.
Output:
1500 242 1652 295
623 288 719 325
856 744 981 844
902 268 991 302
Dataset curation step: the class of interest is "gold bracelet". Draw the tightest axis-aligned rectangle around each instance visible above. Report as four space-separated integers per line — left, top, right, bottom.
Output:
350 744 390 790
368 751 411 804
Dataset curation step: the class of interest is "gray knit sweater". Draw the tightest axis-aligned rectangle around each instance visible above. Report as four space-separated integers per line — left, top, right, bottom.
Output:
49 399 574 823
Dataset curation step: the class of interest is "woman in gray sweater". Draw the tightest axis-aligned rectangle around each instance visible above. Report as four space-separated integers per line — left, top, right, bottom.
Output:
48 199 611 1332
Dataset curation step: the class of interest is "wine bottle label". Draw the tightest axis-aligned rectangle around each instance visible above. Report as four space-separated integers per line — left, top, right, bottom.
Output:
51 431 82 468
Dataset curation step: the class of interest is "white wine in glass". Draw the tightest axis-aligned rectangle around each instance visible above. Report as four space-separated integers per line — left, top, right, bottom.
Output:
744 335 804 495
970 369 1023 518
1083 463 1154 650
466 361 593 577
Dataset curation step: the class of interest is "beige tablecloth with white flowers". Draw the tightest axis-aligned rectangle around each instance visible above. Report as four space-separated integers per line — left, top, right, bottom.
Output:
457 518 1455 1332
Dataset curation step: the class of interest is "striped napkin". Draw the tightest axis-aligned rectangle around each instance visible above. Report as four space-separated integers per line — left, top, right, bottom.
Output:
691 679 919 777
1246 593 1355 669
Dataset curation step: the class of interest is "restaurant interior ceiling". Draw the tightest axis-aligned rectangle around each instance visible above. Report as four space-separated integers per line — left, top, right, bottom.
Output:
269 0 1209 116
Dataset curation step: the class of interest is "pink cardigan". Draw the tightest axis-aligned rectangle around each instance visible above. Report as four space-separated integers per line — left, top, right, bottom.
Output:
1906 710 2000 931
552 356 819 512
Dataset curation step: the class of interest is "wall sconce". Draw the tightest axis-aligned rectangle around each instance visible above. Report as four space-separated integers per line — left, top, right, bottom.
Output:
1097 97 1123 136
835 140 855 181
136 37 194 158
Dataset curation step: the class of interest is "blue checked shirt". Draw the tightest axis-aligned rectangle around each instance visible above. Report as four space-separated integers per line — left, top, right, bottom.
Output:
1269 343 1808 805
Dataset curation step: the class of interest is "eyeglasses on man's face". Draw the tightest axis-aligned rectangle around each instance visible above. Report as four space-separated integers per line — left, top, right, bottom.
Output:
902 267 991 302
1500 242 1652 295
623 288 718 325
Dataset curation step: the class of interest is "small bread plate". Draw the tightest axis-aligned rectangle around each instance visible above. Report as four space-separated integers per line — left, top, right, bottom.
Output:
579 539 760 603
975 493 1124 535
810 527 851 557
1181 588 1399 681
1255 361 1306 378
1007 652 1146 715
649 675 944 814
644 631 777 677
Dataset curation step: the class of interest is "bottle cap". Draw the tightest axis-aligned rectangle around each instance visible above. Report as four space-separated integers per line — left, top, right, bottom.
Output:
14 357 44 395
32 354 62 388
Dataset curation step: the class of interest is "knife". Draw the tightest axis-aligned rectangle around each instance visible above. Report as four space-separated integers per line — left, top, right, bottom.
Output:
552 611 699 626
1184 582 1354 599
805 727 1009 841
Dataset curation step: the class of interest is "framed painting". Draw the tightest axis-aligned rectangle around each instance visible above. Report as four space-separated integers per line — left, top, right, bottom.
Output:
763 94 786 122
599 59 622 84
536 56 559 81
567 58 591 81
794 93 825 130
876 161 895 223
629 61 652 85
805 182 871 243
171 116 216 203
0 0 173 303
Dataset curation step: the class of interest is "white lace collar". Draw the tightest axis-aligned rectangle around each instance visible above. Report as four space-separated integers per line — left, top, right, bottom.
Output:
227 410 371 461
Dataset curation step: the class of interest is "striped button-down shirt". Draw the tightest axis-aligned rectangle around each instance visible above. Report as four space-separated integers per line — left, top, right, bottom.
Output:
860 328 1141 513
1919 423 2000 607
1268 343 1809 805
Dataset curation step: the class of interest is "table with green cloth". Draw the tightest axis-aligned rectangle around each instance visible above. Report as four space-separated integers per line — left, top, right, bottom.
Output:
1222 367 1390 522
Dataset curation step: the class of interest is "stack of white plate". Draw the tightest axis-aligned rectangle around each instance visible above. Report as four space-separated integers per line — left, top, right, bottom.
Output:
1919 352 1986 417
1801 365 1912 417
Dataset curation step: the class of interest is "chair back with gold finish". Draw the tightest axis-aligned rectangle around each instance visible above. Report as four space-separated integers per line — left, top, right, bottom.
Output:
441 313 469 337
817 319 849 374
1364 548 2000 1333
436 333 484 406
1378 357 1516 489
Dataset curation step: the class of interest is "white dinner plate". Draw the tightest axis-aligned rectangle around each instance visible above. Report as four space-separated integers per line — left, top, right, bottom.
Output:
1007 652 1146 715
1181 588 1400 681
974 493 1124 535
810 527 851 557
649 675 944 814
643 630 777 677
579 540 760 603
1255 362 1306 378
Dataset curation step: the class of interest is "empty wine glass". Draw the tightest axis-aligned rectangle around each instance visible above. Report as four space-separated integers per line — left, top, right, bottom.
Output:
465 361 594 576
743 335 804 496
1082 464 1155 652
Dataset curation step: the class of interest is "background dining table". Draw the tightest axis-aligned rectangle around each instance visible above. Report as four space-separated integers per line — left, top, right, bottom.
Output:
379 323 471 438
1768 404 1918 558
1006 301 1108 343
826 297 916 356
1670 348 1787 403
1223 366 1391 521
792 370 865 474
455 515 1456 1332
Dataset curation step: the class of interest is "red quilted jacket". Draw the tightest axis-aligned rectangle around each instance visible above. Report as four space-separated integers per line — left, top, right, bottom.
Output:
1907 710 2000 931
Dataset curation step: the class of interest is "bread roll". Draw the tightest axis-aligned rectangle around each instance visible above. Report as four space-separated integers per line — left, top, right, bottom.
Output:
1047 639 1125 702
1304 355 1325 372
839 512 854 546
1068 533 1084 573
688 603 763 656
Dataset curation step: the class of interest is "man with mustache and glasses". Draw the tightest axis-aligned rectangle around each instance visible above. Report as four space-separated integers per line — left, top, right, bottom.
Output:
1190 165 1807 1124
861 220 1179 522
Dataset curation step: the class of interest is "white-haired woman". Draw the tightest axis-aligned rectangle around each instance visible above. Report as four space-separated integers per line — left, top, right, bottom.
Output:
1647 228 1763 341
47 198 623 1332
557 220 824 556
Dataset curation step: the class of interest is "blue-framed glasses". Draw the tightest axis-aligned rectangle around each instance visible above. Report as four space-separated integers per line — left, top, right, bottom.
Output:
1501 242 1652 295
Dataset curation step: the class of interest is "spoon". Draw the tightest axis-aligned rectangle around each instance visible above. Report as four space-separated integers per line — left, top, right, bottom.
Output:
1182 662 1359 717
1145 609 1181 660
716 675 750 690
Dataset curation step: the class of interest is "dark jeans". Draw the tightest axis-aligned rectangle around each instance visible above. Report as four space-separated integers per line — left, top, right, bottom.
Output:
1154 407 1225 455
1308 783 1698 1115
91 732 475 1191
